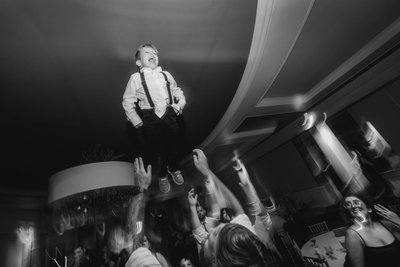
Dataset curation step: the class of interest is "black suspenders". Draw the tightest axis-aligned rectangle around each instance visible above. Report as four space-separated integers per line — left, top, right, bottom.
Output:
139 71 173 108
161 72 173 105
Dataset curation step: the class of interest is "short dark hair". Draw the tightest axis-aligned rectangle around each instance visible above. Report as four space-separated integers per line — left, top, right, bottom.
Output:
341 193 379 222
219 208 234 223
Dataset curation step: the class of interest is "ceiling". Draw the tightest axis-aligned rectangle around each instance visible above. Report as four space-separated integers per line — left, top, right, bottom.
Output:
1 0 400 192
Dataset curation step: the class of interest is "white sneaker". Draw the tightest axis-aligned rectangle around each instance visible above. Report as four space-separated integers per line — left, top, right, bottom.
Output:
158 177 171 193
169 170 184 185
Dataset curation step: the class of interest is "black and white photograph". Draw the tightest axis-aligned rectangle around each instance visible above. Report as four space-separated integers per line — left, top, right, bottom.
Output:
1 0 400 266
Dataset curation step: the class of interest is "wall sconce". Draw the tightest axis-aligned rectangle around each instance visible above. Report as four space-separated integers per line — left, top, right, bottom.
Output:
302 112 316 130
302 112 327 130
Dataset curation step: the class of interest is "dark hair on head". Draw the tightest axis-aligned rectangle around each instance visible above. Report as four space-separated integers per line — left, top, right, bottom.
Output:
179 257 195 267
118 248 129 267
341 193 379 222
207 223 273 267
219 208 234 223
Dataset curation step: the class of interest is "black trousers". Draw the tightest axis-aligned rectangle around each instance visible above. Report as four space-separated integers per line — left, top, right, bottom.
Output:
136 106 181 178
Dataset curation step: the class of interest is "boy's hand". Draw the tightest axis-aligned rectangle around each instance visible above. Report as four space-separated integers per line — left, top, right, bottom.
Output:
171 103 182 115
134 122 143 128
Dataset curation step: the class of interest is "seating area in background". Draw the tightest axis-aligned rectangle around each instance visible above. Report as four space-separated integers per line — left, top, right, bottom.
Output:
332 226 347 238
308 221 329 237
301 229 346 267
275 231 305 267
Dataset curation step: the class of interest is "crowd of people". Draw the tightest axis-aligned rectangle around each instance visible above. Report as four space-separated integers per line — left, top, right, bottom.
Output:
106 149 285 267
60 43 400 267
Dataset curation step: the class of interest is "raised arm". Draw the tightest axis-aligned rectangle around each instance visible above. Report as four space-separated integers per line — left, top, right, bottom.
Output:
233 158 274 249
187 188 209 249
188 189 202 230
193 149 221 217
233 159 265 217
193 149 244 218
125 157 152 254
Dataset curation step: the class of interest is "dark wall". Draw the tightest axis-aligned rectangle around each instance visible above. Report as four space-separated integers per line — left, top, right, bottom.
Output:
348 78 400 154
240 78 400 205
250 141 317 196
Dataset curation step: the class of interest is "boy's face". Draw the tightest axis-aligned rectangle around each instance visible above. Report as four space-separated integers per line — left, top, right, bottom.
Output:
136 46 159 70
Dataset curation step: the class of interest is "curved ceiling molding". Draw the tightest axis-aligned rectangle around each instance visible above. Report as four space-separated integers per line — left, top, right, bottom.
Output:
305 17 400 105
200 0 315 153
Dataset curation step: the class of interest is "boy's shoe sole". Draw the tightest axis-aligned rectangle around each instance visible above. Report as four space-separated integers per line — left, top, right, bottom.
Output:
158 177 171 193
169 170 184 185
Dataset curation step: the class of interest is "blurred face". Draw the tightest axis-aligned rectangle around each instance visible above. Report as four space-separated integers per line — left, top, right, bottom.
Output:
344 196 369 220
74 247 84 262
102 246 109 259
142 236 150 249
222 209 231 222
136 46 159 70
196 205 206 221
180 258 194 267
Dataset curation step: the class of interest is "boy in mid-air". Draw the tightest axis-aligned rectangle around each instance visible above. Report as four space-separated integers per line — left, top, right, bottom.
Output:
122 44 186 193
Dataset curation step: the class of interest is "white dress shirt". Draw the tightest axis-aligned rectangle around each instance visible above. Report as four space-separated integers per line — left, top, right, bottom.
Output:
122 67 186 127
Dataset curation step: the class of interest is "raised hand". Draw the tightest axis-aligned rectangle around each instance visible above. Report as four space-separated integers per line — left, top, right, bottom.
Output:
193 149 210 176
134 157 152 190
233 158 250 188
374 204 400 225
188 188 198 208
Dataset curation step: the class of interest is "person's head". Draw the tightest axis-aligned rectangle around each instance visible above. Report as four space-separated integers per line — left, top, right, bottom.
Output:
201 223 271 267
179 257 194 267
135 44 159 70
125 247 161 267
73 245 86 263
342 193 376 222
219 208 234 223
101 244 110 260
142 235 151 250
196 203 207 221
118 248 129 267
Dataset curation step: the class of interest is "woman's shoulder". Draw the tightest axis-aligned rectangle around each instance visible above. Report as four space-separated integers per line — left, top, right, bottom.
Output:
346 225 357 234
346 226 362 239
345 226 366 247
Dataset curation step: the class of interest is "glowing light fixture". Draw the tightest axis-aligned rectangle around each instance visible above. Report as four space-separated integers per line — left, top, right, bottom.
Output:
302 112 316 130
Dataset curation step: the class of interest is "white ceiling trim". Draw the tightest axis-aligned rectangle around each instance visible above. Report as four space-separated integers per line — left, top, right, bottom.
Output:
256 0 315 106
225 125 277 144
305 17 400 104
241 47 400 166
254 17 400 116
198 0 275 152
257 95 307 110
199 0 316 152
